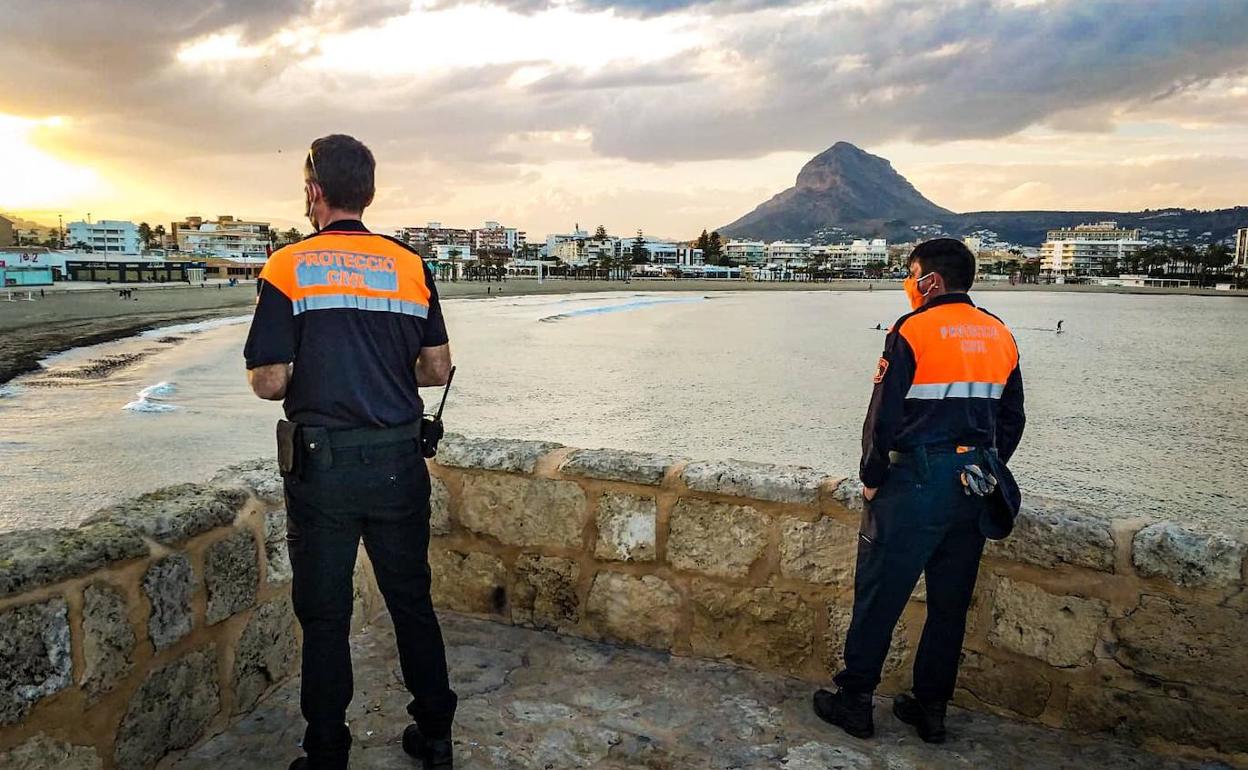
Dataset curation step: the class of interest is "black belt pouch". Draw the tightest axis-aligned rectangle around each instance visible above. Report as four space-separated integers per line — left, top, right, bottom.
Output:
276 419 300 475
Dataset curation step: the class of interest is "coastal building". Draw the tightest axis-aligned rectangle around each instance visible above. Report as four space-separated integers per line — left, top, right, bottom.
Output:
397 222 473 251
0 215 15 247
173 216 271 259
554 236 619 266
724 241 766 266
546 226 590 260
811 239 888 270
621 238 702 266
472 221 526 256
66 219 142 255
1040 221 1146 277
1235 227 1248 269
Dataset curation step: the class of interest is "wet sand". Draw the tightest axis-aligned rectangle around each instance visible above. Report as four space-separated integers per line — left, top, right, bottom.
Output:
1 278 1240 383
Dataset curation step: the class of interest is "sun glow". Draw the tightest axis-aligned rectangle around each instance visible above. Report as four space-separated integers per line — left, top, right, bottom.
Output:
0 114 104 212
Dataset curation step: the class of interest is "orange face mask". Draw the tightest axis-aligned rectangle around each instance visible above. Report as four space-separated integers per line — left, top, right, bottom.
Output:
903 272 936 310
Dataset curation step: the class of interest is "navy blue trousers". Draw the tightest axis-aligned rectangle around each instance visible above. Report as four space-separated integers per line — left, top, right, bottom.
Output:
284 440 457 762
834 449 987 702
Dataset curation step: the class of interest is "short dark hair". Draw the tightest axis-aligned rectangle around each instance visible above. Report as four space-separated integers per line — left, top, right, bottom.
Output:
305 134 375 212
909 238 975 291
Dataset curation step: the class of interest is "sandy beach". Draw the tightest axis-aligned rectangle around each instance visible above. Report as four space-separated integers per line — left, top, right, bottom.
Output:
1 277 1241 384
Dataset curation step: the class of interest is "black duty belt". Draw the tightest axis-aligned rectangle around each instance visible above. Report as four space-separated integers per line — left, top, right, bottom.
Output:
889 444 980 464
310 421 422 450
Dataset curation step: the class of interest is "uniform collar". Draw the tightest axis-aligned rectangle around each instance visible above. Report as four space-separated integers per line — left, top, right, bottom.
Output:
925 292 974 309
319 219 369 233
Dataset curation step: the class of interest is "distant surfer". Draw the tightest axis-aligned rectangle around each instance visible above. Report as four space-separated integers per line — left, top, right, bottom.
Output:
1056 320 1064 334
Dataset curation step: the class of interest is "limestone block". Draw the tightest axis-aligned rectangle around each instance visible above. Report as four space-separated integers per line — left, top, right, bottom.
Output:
986 498 1115 572
595 492 657 562
437 434 562 473
143 554 194 650
1132 521 1246 588
262 509 292 584
1112 595 1248 695
987 578 1107 667
956 650 1052 717
459 474 588 549
690 581 814 672
585 572 680 649
681 458 828 504
0 523 147 598
114 647 221 770
204 530 259 624
87 483 246 545
668 498 767 578
0 734 102 770
82 582 136 700
779 516 858 585
512 554 581 629
825 602 910 679
1065 685 1248 754
831 478 865 513
430 475 452 536
210 457 283 505
233 597 298 714
0 598 72 724
430 549 507 615
559 448 677 486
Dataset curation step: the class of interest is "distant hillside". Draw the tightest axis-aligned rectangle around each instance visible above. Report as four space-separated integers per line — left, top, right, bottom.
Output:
719 144 1247 245
0 212 55 231
719 142 953 242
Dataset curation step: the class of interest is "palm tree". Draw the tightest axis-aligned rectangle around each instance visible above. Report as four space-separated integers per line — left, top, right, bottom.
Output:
153 224 166 249
448 248 462 282
137 222 153 251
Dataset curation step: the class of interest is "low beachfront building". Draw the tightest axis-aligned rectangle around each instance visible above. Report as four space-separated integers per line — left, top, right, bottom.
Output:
724 240 766 266
810 239 888 270
0 215 14 247
66 220 142 256
1040 222 1146 277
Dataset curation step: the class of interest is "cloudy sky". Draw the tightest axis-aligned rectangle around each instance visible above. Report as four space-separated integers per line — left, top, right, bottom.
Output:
2 0 1246 237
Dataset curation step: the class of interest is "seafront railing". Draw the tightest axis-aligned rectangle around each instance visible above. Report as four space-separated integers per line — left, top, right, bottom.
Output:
1 437 1245 769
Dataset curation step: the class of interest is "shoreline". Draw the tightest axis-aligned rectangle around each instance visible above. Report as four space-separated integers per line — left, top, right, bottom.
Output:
2 278 1243 384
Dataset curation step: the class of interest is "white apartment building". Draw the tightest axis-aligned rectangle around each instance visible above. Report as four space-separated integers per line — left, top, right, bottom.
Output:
177 216 272 259
622 238 702 266
765 242 811 267
553 237 620 266
811 239 888 270
1040 221 1146 276
66 220 142 255
1235 227 1248 269
473 220 525 255
724 240 766 266
546 226 590 260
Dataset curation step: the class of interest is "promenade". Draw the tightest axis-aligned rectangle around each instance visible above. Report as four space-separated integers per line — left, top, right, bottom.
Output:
172 613 1218 770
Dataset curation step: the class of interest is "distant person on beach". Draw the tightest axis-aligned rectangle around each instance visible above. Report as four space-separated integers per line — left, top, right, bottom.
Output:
814 238 1025 744
1057 319 1064 333
244 134 456 770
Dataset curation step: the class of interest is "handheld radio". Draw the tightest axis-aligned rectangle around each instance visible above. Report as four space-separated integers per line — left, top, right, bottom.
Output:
420 366 455 459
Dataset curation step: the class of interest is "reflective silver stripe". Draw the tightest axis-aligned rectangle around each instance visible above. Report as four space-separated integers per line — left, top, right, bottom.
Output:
292 294 429 318
906 381 1005 400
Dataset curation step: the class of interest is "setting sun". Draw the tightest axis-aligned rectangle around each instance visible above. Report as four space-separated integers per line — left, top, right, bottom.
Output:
0 113 103 212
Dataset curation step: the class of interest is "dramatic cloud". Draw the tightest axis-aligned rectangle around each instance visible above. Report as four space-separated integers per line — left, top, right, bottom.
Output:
0 0 1245 234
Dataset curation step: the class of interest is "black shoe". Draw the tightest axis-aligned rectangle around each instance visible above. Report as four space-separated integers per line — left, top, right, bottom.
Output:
893 693 947 744
812 688 874 739
403 724 453 769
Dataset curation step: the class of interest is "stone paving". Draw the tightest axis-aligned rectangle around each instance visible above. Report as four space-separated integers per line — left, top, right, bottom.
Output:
171 613 1225 770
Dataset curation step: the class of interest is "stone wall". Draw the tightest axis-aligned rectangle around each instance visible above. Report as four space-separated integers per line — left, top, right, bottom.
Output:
2 438 1245 767
425 436 1248 767
0 460 332 770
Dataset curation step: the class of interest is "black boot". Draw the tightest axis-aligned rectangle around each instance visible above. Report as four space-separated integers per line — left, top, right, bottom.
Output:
812 688 874 739
403 724 453 769
893 693 947 744
290 721 351 770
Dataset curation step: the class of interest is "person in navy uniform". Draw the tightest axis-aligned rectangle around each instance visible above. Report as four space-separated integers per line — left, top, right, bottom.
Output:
814 239 1025 743
245 135 457 770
